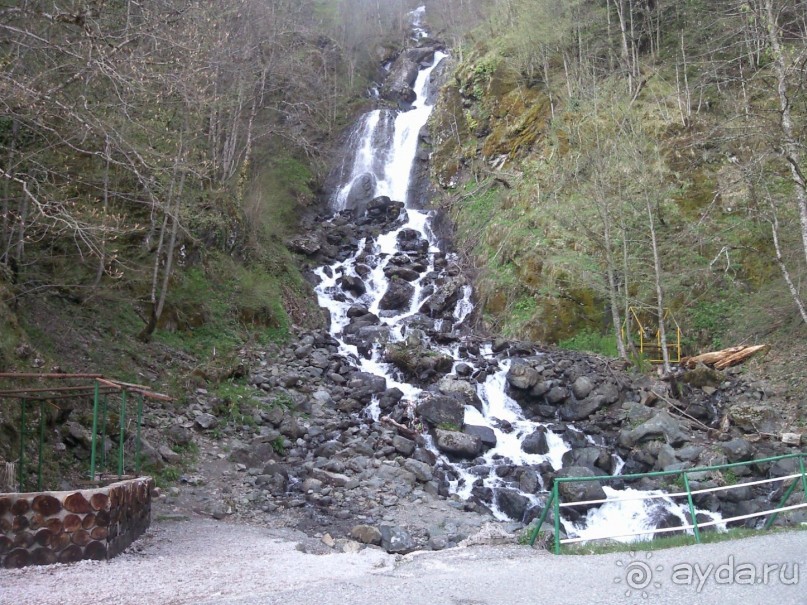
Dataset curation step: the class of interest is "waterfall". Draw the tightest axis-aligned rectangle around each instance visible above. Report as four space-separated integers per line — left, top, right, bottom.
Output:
313 5 720 544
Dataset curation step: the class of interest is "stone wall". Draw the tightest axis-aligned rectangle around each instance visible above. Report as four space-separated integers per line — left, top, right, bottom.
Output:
0 477 154 568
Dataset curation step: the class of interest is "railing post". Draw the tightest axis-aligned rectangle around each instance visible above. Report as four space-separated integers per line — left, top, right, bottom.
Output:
528 489 555 546
764 474 800 530
799 455 807 498
90 380 100 482
18 398 26 492
100 394 108 470
118 390 127 477
683 472 701 544
553 481 561 555
37 401 45 491
135 393 144 474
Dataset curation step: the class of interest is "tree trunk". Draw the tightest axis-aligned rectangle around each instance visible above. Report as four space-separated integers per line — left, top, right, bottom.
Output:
764 0 807 269
647 197 671 373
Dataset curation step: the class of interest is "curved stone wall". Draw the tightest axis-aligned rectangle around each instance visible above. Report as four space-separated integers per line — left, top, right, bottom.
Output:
0 477 153 568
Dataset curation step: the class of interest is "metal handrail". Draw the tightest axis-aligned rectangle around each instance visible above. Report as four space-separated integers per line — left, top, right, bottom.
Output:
1 374 170 492
528 452 807 553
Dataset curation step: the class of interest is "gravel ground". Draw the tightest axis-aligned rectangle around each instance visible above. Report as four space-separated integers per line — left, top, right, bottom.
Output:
2 516 806 605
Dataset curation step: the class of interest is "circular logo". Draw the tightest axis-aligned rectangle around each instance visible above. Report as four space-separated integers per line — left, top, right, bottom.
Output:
615 552 664 599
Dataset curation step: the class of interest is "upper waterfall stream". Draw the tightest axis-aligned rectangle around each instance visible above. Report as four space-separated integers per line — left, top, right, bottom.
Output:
312 6 721 544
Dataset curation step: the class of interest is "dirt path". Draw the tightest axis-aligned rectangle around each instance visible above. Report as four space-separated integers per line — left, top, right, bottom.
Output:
2 516 805 605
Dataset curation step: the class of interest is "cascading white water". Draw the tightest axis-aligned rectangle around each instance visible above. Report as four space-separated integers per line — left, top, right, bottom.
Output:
313 5 720 543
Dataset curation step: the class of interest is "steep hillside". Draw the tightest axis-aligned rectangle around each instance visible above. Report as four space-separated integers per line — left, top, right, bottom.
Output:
426 0 807 405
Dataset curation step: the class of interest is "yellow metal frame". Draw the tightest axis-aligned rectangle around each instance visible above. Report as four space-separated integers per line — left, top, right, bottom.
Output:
622 306 682 364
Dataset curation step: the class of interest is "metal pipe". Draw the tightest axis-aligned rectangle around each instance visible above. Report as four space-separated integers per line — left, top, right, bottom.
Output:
118 389 127 477
528 490 555 546
135 393 144 474
90 381 100 482
683 472 701 543
37 400 45 491
553 482 561 555
100 394 108 470
18 398 26 492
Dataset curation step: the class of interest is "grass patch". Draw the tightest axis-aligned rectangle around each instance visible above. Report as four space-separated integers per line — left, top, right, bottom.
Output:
559 526 806 555
559 328 619 357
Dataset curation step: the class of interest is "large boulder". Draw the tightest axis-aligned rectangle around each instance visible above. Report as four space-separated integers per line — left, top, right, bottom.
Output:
379 525 417 554
419 276 465 317
521 428 549 455
417 395 465 428
505 362 540 390
464 425 497 449
434 429 482 459
555 466 607 511
618 411 690 448
496 489 531 522
437 377 483 411
345 172 377 215
379 279 415 311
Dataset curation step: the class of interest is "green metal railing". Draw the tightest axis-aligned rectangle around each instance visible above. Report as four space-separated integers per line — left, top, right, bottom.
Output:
0 374 168 492
528 452 807 553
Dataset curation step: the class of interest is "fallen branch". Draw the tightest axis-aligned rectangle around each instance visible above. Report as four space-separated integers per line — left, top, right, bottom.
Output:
380 416 420 441
651 390 712 432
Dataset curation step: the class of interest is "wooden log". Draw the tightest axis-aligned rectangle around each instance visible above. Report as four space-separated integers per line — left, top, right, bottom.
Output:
90 493 109 511
51 532 71 551
95 510 110 527
12 532 33 548
45 518 62 534
12 515 29 531
57 545 83 564
64 492 92 514
0 517 11 533
0 496 11 516
32 494 62 517
31 547 57 566
4 548 30 569
681 345 769 370
713 345 770 370
81 513 96 530
71 529 91 547
11 499 30 516
63 514 82 532
0 536 12 554
84 540 107 561
90 526 108 541
34 528 53 547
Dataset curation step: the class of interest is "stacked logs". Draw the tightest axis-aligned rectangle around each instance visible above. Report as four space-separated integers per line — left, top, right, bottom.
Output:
0 477 153 568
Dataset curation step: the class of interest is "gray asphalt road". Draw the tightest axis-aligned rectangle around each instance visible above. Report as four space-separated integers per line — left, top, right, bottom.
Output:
2 518 805 605
217 531 807 605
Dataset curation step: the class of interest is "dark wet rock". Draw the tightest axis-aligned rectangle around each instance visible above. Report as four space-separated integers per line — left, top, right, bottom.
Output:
419 275 465 317
417 395 464 428
496 489 531 522
545 386 568 405
338 274 366 297
521 428 549 455
464 425 497 449
562 447 611 474
379 279 415 311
